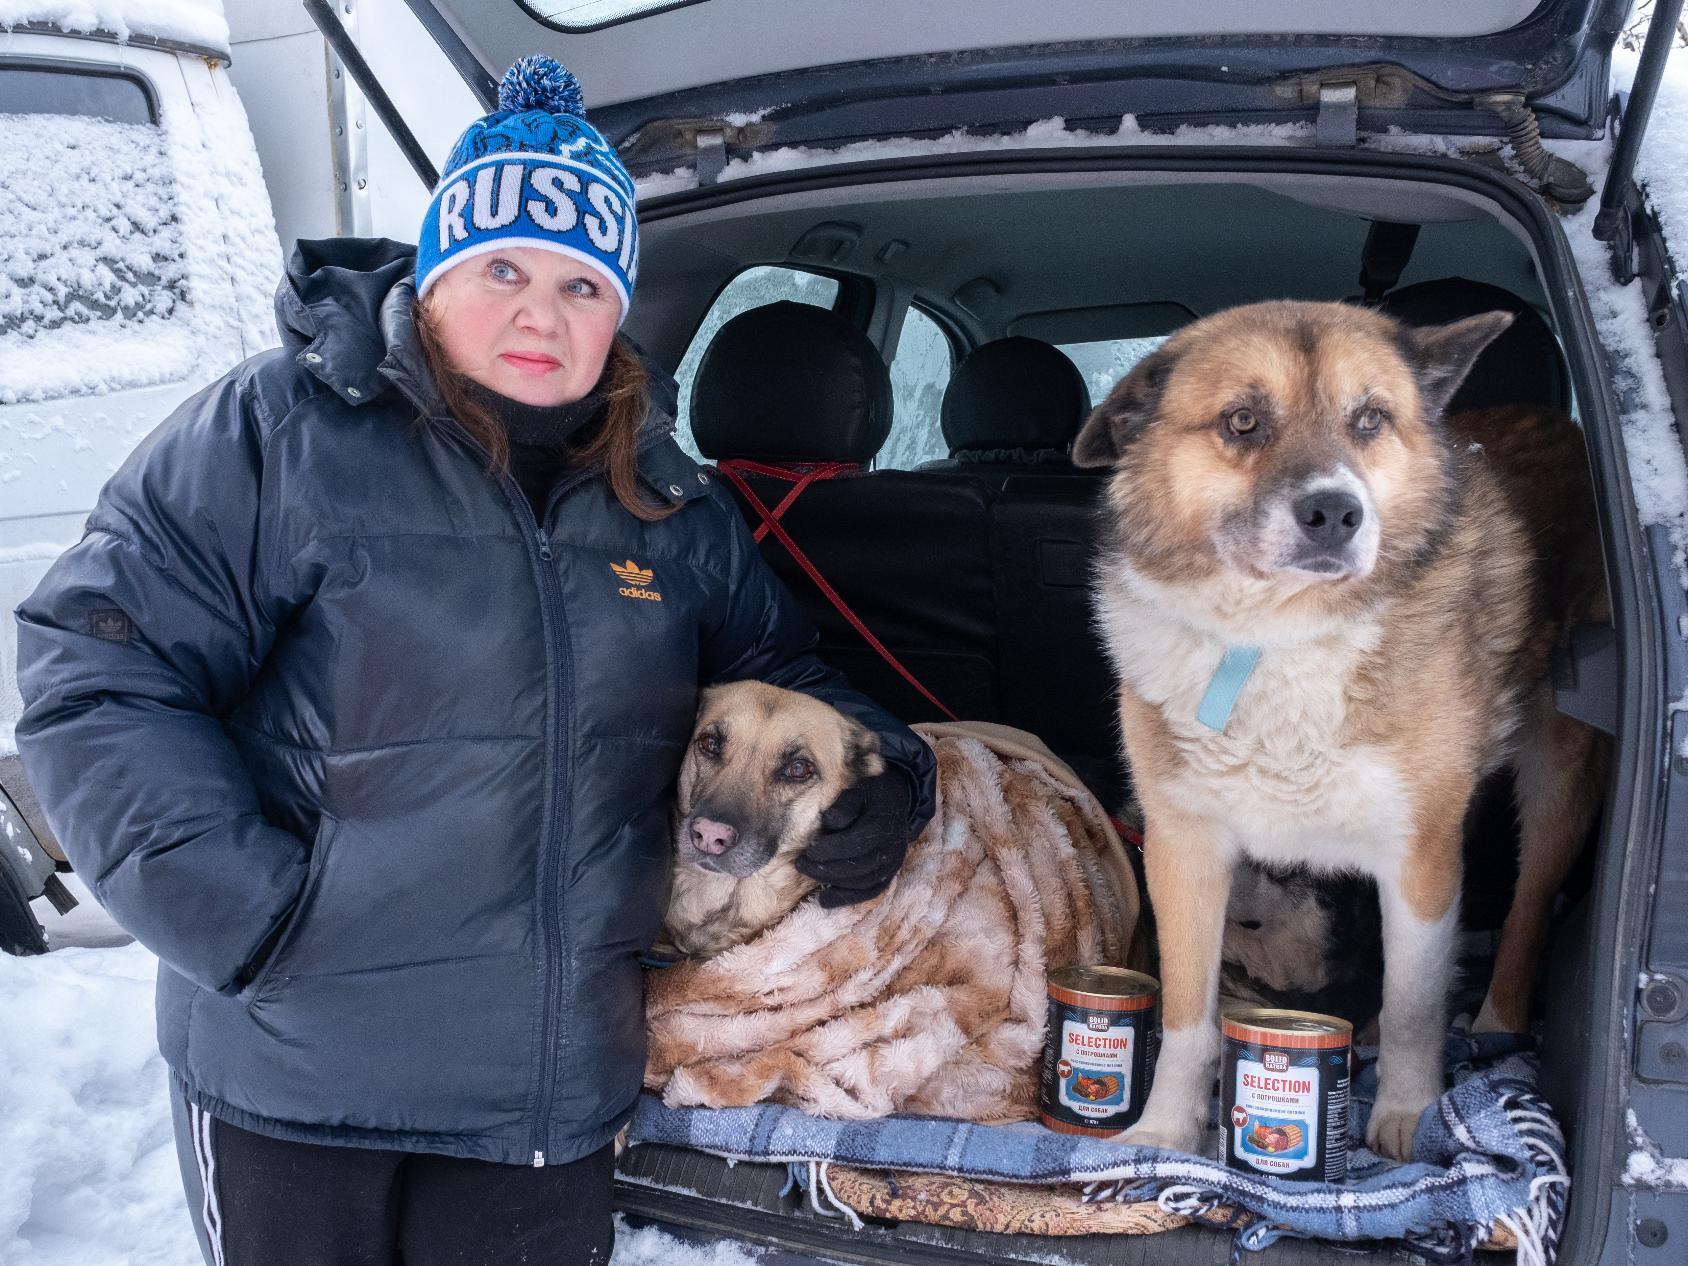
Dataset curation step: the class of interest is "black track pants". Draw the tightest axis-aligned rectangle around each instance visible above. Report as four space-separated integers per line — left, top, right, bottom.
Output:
170 1084 616 1266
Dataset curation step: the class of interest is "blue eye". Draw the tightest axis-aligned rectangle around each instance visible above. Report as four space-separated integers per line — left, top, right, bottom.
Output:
487 259 521 283
566 276 600 298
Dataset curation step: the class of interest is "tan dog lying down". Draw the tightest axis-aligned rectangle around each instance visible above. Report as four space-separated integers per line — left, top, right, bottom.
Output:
646 681 1139 1122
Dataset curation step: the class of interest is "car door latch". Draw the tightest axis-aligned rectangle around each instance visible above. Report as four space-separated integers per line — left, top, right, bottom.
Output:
1317 82 1359 147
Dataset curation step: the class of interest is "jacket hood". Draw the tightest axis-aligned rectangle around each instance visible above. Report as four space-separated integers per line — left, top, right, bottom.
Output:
278 238 414 360
273 236 678 452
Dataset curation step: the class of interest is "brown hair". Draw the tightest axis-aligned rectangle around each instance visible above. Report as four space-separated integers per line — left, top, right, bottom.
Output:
413 299 676 523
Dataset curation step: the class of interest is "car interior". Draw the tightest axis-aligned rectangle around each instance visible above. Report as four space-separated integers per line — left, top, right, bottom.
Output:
632 173 1571 799
615 168 1602 1262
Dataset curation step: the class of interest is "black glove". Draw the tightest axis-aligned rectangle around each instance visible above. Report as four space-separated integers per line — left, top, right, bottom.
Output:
796 768 916 908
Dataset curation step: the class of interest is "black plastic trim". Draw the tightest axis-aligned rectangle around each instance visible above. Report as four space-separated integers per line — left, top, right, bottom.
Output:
0 860 48 957
637 144 1663 1266
1 22 227 65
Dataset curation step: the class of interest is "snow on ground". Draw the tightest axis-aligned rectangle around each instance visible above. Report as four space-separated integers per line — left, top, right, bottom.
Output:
2 908 763 1265
611 1221 765 1265
0 1 229 52
1 943 191 1266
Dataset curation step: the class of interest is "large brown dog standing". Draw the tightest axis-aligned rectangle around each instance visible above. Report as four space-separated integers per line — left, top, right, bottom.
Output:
1072 300 1607 1160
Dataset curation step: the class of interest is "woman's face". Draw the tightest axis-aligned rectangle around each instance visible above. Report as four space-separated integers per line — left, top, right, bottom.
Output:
425 247 622 407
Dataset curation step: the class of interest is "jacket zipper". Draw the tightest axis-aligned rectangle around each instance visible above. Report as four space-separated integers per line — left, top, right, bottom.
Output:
494 480 573 1170
388 391 680 1168
518 450 691 1165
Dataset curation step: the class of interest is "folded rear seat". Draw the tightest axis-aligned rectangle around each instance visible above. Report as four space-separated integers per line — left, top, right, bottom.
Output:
691 302 1001 725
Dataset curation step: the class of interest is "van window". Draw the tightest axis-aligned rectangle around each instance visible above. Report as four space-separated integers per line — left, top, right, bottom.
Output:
673 265 840 456
3 73 188 404
879 306 953 470
0 66 153 123
1059 336 1166 405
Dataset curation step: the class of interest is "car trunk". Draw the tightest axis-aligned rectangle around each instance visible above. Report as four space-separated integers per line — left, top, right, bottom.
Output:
590 144 1651 1263
358 3 1672 1261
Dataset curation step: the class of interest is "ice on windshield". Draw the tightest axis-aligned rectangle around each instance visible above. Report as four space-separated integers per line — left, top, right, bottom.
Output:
1059 337 1166 405
1 111 192 403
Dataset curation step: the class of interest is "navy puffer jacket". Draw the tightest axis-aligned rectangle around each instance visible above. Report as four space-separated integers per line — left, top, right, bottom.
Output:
14 238 936 1166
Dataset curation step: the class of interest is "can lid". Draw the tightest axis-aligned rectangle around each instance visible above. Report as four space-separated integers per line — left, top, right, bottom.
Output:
1048 965 1159 1011
1222 1006 1352 1049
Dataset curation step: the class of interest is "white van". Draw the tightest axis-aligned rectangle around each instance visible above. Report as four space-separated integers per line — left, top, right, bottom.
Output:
0 10 282 948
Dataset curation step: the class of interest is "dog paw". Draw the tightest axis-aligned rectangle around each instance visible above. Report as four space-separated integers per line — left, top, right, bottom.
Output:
1365 1101 1427 1162
1119 1119 1202 1155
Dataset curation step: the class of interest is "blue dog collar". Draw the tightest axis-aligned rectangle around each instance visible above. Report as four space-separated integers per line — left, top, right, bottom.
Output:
1196 645 1262 733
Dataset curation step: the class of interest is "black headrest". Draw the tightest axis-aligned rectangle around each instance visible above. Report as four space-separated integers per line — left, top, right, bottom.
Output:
691 301 893 464
940 337 1091 456
1377 278 1569 413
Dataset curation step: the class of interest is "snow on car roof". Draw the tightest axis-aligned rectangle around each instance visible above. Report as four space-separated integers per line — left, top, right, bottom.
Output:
0 0 230 55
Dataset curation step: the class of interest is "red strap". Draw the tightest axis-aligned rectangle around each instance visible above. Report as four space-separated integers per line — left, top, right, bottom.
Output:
1108 816 1145 850
716 459 859 543
715 460 960 722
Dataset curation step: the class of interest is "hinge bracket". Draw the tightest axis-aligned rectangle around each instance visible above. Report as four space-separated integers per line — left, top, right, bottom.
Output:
1317 82 1360 147
618 117 773 186
695 129 728 186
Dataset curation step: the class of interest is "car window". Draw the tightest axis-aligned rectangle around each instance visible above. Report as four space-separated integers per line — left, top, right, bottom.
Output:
519 0 697 30
672 265 840 457
2 72 190 404
879 306 953 470
0 66 153 123
1059 336 1167 405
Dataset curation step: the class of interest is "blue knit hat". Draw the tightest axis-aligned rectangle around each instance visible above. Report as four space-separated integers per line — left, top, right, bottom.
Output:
416 56 638 323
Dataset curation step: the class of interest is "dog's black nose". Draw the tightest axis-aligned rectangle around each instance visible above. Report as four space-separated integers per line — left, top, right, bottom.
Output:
1294 489 1364 548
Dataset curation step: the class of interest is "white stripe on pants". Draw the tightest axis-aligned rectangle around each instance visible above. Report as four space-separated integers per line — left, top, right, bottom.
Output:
189 1104 226 1266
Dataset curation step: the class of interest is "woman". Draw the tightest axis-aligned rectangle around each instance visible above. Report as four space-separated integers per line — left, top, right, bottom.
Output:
14 57 935 1266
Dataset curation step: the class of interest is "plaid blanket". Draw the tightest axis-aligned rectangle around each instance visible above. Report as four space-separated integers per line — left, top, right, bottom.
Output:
628 1035 1568 1266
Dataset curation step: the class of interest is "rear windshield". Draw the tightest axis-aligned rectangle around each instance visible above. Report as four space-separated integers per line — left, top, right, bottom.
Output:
1 71 190 404
517 0 702 32
1059 337 1165 405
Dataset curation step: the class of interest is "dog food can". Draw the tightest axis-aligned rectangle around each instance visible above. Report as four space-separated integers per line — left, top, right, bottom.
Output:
1039 966 1159 1136
1221 1008 1351 1182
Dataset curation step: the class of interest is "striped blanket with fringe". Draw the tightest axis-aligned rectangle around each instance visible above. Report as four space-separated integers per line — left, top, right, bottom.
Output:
628 1035 1568 1266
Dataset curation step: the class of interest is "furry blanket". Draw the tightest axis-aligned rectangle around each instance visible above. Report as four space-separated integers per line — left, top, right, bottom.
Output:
644 723 1141 1122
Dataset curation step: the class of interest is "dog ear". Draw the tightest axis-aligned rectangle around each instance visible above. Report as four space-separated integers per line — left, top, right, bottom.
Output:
1404 311 1515 420
843 718 885 783
1071 347 1175 468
